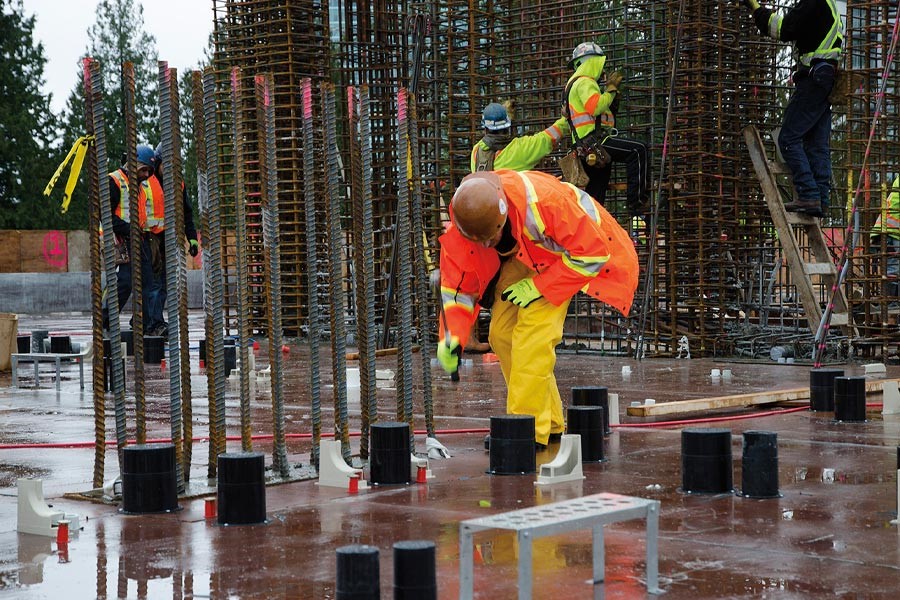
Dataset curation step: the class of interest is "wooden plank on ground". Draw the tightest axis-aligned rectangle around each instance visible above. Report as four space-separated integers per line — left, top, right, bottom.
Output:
626 378 898 417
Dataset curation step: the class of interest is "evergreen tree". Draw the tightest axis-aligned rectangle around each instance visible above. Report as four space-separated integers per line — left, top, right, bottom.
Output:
58 0 159 219
0 0 69 229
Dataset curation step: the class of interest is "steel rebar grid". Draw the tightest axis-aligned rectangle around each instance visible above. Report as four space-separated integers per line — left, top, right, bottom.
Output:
123 62 146 443
231 66 253 452
87 57 128 470
83 57 106 490
300 78 322 469
256 73 289 477
202 68 228 468
322 82 351 462
159 61 185 489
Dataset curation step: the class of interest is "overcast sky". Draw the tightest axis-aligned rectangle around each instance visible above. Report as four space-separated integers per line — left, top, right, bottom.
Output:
23 0 214 114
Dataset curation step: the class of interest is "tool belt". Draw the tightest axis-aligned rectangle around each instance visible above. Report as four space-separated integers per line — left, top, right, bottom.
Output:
575 130 612 170
114 234 129 265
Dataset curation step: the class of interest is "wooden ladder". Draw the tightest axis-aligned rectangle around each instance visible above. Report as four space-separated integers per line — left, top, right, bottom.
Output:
743 125 856 338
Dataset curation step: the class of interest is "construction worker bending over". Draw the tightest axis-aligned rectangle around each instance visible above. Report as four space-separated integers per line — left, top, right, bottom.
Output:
435 171 639 447
102 144 160 332
143 145 199 337
742 0 843 217
565 42 651 217
870 176 900 304
471 101 568 172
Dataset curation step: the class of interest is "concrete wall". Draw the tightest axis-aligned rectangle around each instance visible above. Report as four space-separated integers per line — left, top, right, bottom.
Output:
0 271 204 314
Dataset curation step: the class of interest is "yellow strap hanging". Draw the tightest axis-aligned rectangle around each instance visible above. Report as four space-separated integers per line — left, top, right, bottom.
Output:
43 135 94 213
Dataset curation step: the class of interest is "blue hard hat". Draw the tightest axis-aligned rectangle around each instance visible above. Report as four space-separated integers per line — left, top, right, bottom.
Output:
136 144 156 167
481 103 511 131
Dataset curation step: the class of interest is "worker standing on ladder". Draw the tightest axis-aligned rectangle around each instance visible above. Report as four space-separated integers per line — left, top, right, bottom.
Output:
741 0 843 217
564 42 651 218
435 171 638 448
871 176 900 304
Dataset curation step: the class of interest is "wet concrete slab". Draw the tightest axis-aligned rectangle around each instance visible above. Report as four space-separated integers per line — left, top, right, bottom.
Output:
1 313 899 598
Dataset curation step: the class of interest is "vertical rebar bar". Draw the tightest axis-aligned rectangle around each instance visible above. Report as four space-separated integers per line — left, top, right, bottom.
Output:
123 62 146 444
231 67 253 452
90 58 127 471
193 71 216 478
301 78 322 469
257 73 289 477
83 57 105 490
407 93 435 438
159 61 184 490
202 68 228 468
322 82 351 462
347 86 371 459
358 85 378 456
395 88 415 445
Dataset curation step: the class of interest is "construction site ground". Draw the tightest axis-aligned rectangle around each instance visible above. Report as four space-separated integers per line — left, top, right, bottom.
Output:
1 313 899 599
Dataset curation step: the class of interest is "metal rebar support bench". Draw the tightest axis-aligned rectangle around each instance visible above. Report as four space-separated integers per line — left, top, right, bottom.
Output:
459 492 662 599
11 353 85 391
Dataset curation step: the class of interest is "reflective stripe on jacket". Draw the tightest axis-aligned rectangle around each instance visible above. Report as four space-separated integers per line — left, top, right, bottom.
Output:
108 169 144 228
438 170 638 347
142 175 166 233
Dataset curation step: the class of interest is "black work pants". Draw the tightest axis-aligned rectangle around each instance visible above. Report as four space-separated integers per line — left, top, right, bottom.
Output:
583 135 650 215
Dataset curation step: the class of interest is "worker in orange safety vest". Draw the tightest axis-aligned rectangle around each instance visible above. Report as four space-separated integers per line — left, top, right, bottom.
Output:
102 143 160 332
436 170 639 447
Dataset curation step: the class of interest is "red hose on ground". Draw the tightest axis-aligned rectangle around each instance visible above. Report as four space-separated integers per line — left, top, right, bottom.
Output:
3 403 878 450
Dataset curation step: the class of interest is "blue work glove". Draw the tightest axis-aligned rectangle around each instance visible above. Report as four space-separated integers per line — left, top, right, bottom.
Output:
189 239 200 257
436 335 461 375
501 278 542 308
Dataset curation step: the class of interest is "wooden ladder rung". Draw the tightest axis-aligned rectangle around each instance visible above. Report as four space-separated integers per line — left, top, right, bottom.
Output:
785 212 819 225
830 313 849 326
803 262 836 276
767 160 792 175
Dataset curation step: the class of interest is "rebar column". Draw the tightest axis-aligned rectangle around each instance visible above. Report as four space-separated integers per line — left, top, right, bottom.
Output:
159 61 185 489
231 67 253 452
322 82 351 462
83 57 106 490
256 73 289 477
358 86 378 456
300 78 322 469
89 57 127 471
395 89 415 442
123 62 146 443
407 94 435 437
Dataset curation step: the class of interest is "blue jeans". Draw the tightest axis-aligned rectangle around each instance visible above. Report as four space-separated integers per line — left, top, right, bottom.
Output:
778 62 835 206
102 236 157 329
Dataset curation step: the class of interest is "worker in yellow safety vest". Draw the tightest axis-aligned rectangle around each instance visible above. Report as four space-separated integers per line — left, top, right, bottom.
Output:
470 102 568 173
740 0 843 217
436 171 638 448
564 42 651 217
871 176 900 301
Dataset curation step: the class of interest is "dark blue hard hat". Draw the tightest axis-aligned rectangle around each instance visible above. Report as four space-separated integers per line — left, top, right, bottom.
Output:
481 103 511 131
136 144 156 167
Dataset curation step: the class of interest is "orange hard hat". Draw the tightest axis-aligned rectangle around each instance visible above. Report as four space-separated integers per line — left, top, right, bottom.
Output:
451 173 508 242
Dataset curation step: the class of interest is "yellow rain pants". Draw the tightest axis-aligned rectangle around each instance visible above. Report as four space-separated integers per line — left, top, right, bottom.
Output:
488 257 569 445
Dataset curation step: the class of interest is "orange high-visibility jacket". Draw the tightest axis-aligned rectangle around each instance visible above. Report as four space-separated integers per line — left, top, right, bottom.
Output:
108 169 165 232
438 170 639 347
